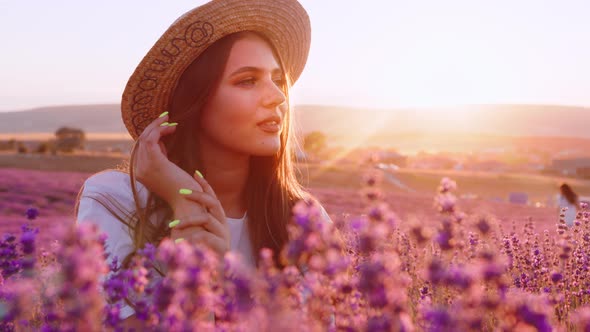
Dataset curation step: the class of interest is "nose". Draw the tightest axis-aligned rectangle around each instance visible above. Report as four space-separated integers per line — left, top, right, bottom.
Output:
262 79 286 109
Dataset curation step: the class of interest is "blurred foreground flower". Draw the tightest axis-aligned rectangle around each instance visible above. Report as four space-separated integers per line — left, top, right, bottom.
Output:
1 179 589 331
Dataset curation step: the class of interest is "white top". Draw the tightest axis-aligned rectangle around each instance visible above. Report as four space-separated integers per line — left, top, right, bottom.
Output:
557 194 578 227
76 170 255 319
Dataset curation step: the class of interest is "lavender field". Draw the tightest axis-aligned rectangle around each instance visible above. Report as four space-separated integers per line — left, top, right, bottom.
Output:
0 167 561 247
1 167 589 331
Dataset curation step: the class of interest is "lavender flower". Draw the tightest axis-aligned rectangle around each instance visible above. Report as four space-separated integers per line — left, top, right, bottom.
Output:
25 207 39 220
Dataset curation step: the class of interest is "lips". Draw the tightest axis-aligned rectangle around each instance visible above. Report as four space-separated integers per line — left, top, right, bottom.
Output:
257 115 281 126
258 121 280 133
257 115 282 133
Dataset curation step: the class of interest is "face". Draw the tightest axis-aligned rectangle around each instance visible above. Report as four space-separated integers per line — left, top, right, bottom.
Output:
198 33 287 157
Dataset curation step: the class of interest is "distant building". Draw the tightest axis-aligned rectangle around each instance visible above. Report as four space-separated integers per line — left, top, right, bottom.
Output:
551 158 590 176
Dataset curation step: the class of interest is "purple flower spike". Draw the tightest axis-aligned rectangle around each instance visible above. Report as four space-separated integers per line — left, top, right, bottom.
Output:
476 217 491 235
25 207 39 220
350 216 368 232
20 230 36 255
516 305 552 332
424 308 453 329
109 256 120 273
104 304 121 328
550 272 563 283
367 315 392 332
138 243 157 261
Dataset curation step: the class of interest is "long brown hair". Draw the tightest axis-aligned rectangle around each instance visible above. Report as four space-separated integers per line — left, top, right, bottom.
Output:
560 183 579 206
75 31 318 273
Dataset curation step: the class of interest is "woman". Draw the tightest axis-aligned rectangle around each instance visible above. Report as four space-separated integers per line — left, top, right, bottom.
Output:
75 0 332 325
557 182 579 227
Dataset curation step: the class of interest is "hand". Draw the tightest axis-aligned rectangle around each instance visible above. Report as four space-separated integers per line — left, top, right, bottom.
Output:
133 112 204 207
170 172 230 259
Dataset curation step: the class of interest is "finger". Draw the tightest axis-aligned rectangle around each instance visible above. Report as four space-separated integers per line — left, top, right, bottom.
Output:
171 213 209 231
181 191 226 224
172 227 224 252
193 172 218 199
174 213 228 240
145 122 176 150
202 214 228 240
138 112 176 152
170 224 205 242
189 231 228 256
136 116 176 166
138 111 170 142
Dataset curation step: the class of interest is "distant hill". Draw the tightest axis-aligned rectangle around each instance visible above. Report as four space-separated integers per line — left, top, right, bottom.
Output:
0 104 124 133
293 104 590 139
1 103 589 142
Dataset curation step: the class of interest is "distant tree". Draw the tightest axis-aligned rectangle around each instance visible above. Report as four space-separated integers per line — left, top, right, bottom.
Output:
7 139 16 150
17 142 28 154
54 127 86 153
303 131 327 155
35 140 54 154
0 139 17 151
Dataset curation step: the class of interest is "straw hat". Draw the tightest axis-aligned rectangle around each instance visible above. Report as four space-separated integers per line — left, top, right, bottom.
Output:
121 0 311 140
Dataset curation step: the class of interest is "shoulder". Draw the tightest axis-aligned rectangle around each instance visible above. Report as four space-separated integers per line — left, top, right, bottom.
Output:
78 170 153 224
82 170 148 202
78 170 136 219
83 170 140 190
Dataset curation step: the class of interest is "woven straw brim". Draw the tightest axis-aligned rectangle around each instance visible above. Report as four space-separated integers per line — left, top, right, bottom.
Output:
121 0 311 141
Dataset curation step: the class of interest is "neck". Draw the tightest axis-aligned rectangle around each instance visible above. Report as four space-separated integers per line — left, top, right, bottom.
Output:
198 139 249 219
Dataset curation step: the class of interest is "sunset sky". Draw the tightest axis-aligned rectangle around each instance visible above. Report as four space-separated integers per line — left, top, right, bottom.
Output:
1 0 590 112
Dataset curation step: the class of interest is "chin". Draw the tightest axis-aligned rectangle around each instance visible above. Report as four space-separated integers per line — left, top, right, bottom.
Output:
248 138 281 156
250 143 281 156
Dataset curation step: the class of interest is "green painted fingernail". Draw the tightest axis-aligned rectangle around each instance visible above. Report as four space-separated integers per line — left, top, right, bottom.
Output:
179 188 192 195
158 111 169 118
167 122 178 127
175 238 184 244
160 122 169 127
168 219 180 228
195 170 204 178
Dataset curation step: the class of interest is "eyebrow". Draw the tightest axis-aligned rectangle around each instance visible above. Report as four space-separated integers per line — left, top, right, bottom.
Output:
229 66 283 77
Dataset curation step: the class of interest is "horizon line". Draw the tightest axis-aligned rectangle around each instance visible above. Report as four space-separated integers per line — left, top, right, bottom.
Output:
2 101 590 113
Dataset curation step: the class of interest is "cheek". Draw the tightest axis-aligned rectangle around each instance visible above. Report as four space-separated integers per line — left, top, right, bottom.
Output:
201 90 255 139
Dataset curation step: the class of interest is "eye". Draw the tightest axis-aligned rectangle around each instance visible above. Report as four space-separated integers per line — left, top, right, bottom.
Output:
238 77 256 86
